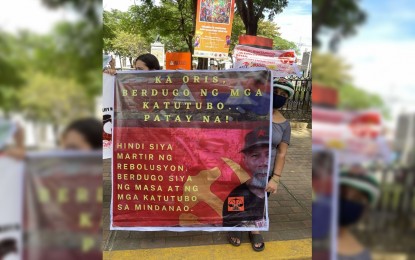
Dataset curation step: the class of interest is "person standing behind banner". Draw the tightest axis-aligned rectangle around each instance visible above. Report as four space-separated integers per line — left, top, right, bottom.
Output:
337 166 379 260
4 118 102 156
103 53 161 74
134 53 161 70
103 55 116 75
226 77 294 251
60 118 102 150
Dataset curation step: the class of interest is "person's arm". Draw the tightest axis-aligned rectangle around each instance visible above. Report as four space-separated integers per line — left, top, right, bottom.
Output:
103 68 117 75
265 142 289 194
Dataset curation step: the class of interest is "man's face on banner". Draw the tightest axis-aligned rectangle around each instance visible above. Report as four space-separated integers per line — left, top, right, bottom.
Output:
244 145 269 188
198 139 227 169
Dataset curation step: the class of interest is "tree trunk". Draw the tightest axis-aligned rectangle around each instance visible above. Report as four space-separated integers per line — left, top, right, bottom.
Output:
186 34 194 55
129 57 133 68
312 0 333 46
246 21 258 36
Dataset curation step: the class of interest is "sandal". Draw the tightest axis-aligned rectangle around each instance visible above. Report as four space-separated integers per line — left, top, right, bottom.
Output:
227 231 242 246
249 232 265 252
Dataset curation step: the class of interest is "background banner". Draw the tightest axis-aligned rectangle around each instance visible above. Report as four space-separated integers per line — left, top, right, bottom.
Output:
233 45 301 77
312 107 390 164
103 73 115 159
193 0 235 59
24 151 102 260
111 69 272 231
0 156 24 260
165 52 192 70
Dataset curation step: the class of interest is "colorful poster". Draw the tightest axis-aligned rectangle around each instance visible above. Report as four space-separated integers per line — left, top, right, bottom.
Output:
111 69 272 231
193 0 235 59
0 155 24 260
103 73 115 159
165 52 192 70
233 45 301 77
24 151 102 260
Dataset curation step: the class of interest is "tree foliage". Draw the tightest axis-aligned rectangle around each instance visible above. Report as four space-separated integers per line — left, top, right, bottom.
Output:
0 30 25 114
0 0 102 128
20 71 91 126
0 22 101 120
41 0 101 25
235 0 288 35
313 51 388 117
112 31 149 67
313 51 352 88
313 0 366 50
338 84 389 118
128 0 196 53
230 16 299 54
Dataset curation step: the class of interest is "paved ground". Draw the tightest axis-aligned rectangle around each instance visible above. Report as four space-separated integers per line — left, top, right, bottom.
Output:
102 128 312 256
103 239 312 259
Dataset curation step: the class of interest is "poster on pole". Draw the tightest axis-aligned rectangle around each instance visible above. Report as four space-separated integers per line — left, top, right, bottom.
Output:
111 68 272 231
24 151 102 260
233 45 301 77
193 0 235 59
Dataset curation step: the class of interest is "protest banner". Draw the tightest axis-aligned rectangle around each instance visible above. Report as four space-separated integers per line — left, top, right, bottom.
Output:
233 45 301 77
103 73 115 159
24 151 102 260
312 147 339 260
165 52 192 70
0 155 24 260
111 69 272 231
193 0 235 59
312 107 390 164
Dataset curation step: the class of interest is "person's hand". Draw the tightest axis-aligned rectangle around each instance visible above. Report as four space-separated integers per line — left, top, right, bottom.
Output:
265 178 279 194
4 147 25 160
103 68 117 75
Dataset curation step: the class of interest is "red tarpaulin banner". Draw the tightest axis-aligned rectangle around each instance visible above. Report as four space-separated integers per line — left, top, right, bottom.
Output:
111 69 272 231
0 155 24 260
24 152 102 260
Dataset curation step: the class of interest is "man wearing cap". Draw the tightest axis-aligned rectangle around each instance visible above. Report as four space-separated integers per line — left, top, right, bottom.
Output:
222 126 270 250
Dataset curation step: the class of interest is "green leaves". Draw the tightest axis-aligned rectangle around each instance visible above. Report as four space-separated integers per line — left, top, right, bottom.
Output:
313 51 352 88
235 0 288 35
313 0 366 50
313 51 388 117
20 71 91 125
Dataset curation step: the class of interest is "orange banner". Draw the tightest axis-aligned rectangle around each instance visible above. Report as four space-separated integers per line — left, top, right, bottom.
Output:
193 0 235 59
165 52 192 70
